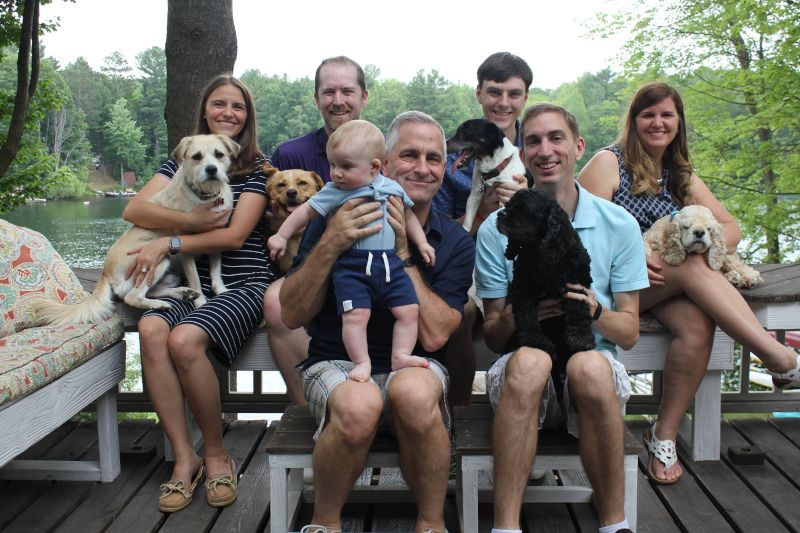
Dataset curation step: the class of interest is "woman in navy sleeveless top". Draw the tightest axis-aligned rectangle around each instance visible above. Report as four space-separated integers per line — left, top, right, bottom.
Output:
580 82 800 485
122 75 274 511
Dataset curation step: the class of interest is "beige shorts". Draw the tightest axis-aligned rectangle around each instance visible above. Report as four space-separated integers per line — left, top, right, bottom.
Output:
300 358 451 441
487 349 631 438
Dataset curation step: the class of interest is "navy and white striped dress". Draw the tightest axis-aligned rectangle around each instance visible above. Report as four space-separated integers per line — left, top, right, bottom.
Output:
142 157 276 366
607 145 678 234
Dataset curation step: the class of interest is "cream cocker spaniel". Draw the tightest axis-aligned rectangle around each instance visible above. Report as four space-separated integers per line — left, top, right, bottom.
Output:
642 205 762 288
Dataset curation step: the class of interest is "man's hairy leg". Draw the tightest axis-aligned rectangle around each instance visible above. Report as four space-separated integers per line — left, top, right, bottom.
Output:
567 351 626 526
389 367 449 533
310 381 382 529
492 348 551 529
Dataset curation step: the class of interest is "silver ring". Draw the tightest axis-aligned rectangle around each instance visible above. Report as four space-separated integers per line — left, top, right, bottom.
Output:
142 267 149 273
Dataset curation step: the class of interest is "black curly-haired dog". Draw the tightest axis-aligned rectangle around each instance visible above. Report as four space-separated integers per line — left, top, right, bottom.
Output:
497 188 596 381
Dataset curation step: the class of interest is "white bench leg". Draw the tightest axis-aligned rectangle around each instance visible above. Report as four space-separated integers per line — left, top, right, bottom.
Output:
270 462 289 533
678 370 722 461
624 454 638 531
96 387 121 482
459 457 479 533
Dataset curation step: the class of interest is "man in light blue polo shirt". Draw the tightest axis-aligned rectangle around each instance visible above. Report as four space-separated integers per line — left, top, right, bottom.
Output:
475 103 647 533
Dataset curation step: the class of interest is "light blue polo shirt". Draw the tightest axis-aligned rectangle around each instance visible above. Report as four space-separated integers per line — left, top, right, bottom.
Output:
475 181 649 357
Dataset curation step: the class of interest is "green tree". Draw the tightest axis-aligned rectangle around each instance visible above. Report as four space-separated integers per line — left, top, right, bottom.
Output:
362 78 407 133
103 98 145 182
61 57 113 165
0 0 46 208
133 46 167 172
596 0 800 261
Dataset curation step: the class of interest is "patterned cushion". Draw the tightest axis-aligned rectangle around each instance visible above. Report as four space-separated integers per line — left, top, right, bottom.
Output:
0 219 89 338
0 317 123 407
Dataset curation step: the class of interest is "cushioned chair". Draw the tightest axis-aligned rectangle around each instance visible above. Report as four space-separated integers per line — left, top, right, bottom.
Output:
0 219 125 481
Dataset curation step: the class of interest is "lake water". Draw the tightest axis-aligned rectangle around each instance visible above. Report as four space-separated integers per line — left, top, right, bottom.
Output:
3 198 285 412
4 197 132 268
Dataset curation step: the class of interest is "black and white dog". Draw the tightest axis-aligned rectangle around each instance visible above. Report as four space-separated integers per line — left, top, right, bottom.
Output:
447 118 526 231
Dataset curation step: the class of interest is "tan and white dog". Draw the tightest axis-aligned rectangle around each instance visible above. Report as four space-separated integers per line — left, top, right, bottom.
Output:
264 166 324 275
33 134 239 325
643 204 762 288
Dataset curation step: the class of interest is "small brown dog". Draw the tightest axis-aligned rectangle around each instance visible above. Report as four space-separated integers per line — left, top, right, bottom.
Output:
264 164 324 275
643 204 762 288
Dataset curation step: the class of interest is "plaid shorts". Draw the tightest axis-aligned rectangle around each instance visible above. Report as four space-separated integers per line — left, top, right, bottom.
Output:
487 349 631 438
300 358 451 441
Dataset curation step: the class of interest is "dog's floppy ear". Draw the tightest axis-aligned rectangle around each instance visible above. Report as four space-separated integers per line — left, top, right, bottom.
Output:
705 221 726 271
310 172 324 192
539 207 571 264
263 167 280 180
660 219 686 266
216 135 241 158
172 136 194 163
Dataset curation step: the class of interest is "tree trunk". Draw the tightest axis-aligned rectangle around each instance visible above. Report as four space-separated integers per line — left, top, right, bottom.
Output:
165 0 237 152
0 0 40 179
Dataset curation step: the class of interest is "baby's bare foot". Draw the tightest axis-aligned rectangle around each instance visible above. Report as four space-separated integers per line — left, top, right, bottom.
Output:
391 353 430 372
348 361 371 382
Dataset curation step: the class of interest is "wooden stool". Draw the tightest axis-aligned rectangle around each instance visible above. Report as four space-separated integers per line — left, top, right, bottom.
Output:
455 404 642 532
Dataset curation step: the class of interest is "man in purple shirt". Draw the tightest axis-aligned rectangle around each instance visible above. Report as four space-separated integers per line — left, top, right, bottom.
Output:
265 56 369 402
269 56 369 184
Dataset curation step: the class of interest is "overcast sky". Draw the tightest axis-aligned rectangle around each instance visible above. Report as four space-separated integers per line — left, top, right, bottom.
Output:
41 0 631 90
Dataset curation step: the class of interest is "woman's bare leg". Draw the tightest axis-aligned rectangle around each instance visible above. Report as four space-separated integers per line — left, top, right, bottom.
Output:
139 317 201 482
646 296 714 482
642 253 795 373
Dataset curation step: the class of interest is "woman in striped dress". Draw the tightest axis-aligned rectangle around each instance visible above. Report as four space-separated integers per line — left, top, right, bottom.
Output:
122 75 275 512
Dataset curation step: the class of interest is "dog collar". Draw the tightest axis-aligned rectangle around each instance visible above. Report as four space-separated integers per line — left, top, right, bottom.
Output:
669 210 680 221
188 181 221 202
480 154 514 182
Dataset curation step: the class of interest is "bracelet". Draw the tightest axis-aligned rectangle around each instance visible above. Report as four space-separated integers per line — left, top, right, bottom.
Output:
592 300 603 321
474 211 485 223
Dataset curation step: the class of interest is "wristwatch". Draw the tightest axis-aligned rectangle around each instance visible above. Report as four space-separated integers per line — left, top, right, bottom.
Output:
168 236 181 255
592 300 603 321
401 256 414 268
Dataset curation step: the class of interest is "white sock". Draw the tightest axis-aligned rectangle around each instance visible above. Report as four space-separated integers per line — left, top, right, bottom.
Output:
599 519 629 533
491 529 522 533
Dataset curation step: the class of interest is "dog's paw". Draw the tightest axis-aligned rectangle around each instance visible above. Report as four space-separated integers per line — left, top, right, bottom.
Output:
212 283 228 296
193 295 208 308
145 300 172 311
180 288 201 301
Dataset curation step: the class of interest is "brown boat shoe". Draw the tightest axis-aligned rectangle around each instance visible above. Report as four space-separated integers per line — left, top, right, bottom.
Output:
206 455 238 507
158 462 205 513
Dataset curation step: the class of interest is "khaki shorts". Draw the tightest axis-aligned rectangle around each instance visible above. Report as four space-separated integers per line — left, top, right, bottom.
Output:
300 358 451 441
487 349 631 438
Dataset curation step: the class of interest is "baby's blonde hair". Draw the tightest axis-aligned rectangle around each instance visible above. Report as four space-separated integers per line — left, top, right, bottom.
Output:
326 120 386 162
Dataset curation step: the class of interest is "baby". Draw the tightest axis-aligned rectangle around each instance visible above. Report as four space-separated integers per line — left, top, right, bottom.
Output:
268 120 435 382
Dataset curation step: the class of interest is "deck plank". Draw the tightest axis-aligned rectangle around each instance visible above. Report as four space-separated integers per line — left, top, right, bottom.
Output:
629 420 732 532
679 421 789 532
719 423 800 529
159 421 266 533
210 424 275 533
732 418 800 485
1 423 101 532
52 421 161 533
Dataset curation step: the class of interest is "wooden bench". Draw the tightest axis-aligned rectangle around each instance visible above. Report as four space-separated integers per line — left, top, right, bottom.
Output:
454 404 642 532
265 404 406 533
74 268 734 463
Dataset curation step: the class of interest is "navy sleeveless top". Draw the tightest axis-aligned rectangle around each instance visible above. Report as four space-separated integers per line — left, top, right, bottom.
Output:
607 145 677 233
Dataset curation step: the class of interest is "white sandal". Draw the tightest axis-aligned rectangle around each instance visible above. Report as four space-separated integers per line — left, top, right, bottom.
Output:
643 422 680 485
769 354 800 390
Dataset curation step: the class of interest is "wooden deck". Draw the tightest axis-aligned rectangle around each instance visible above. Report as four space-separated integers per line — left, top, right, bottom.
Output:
2 415 800 532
